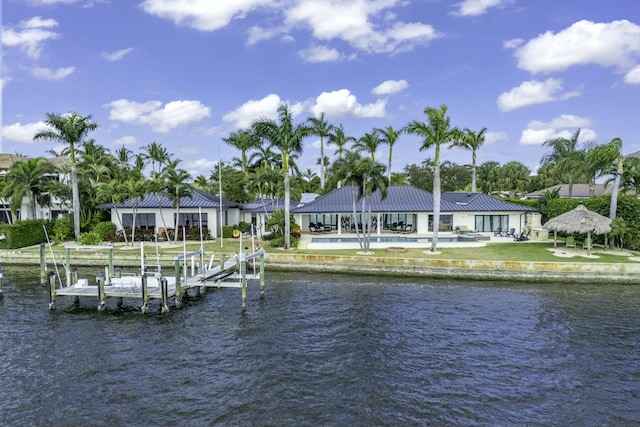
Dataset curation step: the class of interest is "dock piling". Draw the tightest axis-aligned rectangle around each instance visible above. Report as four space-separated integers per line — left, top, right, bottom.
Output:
40 244 46 284
141 274 149 314
48 271 56 310
160 277 169 313
0 264 3 299
97 272 106 311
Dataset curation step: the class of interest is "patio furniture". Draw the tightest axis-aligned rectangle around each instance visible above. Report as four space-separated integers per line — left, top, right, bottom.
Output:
401 224 413 234
565 236 576 248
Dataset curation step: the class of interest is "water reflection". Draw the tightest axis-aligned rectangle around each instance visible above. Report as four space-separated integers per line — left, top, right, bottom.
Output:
0 268 639 426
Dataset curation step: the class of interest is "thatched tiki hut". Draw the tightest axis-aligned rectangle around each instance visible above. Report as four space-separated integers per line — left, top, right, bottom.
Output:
542 203 612 255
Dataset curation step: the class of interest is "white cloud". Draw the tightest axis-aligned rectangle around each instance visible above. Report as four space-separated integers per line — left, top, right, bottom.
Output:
186 158 218 177
371 79 408 95
503 38 523 49
485 131 508 144
222 94 283 128
452 0 510 17
140 0 269 32
286 1 441 54
519 115 596 145
298 45 342 63
112 135 137 146
497 78 580 112
624 65 640 84
105 99 211 133
30 66 75 80
513 19 640 74
310 89 386 118
141 0 440 55
2 16 60 59
102 48 134 61
2 121 47 143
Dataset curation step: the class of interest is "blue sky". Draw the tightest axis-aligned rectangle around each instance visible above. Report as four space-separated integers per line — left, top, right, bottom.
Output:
3 0 640 180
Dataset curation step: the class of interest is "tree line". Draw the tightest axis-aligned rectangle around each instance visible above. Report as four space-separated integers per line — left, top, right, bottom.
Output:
0 106 634 251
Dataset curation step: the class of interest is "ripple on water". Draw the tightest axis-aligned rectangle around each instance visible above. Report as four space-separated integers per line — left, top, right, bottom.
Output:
1 269 639 426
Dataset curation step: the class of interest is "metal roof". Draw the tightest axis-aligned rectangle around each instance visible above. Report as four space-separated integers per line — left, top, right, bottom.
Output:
442 192 537 212
292 186 536 213
241 198 299 213
98 189 239 210
292 186 457 213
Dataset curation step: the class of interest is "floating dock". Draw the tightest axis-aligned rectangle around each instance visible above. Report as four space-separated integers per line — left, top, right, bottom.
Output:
46 244 265 313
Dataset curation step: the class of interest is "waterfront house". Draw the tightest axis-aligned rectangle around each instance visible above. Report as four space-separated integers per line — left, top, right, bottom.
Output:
291 185 536 235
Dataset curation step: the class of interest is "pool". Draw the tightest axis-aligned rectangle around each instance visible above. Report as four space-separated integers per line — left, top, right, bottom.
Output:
311 236 458 243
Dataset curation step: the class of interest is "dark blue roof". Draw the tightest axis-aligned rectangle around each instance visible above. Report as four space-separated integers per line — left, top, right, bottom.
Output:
98 189 239 210
442 192 537 212
292 186 536 213
241 198 299 213
292 185 459 213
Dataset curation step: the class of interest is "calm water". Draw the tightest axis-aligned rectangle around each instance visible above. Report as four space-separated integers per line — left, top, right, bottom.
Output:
1 267 639 426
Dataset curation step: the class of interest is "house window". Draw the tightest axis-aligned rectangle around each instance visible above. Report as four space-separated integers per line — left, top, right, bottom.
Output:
0 207 13 224
382 213 408 230
310 214 337 230
428 214 453 231
474 215 508 233
174 213 208 228
122 213 156 230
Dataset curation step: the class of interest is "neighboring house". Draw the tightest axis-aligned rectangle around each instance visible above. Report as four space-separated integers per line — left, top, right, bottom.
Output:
524 183 613 199
291 185 536 235
0 154 71 223
99 189 241 239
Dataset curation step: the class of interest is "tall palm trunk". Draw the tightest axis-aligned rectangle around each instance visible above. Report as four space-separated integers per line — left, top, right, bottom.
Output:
610 159 623 219
471 151 477 192
71 164 81 239
351 184 364 251
320 137 325 189
431 166 441 253
283 154 291 250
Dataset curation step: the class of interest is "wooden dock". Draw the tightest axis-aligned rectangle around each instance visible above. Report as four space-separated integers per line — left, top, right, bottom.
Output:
46 245 266 313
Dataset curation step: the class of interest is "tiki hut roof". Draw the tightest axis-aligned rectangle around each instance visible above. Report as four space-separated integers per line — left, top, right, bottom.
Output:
543 203 612 234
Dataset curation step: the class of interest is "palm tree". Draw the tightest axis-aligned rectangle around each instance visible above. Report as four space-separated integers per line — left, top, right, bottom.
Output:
33 112 98 239
354 130 381 161
121 177 147 244
499 161 531 197
376 125 403 184
454 127 486 192
406 104 461 252
143 141 172 241
1 158 57 220
163 160 192 242
252 103 311 249
96 179 129 246
586 137 624 219
224 129 260 183
541 129 588 198
307 112 333 190
328 124 354 160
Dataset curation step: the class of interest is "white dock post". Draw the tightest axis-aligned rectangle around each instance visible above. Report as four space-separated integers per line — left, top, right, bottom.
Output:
259 250 265 299
160 277 169 313
241 249 248 312
0 265 3 299
97 273 106 311
141 274 149 314
47 271 56 310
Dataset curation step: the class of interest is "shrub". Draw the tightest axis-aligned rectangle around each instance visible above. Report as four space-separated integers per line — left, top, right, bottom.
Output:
78 231 102 245
4 219 54 249
92 221 117 241
238 221 251 233
222 225 234 238
53 216 74 242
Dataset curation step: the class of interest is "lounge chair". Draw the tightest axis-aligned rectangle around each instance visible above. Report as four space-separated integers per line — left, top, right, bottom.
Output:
493 227 503 237
309 225 323 234
565 236 576 248
505 228 516 238
401 224 413 234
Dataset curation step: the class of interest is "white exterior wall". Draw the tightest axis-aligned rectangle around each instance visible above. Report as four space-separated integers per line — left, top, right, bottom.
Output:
110 207 220 238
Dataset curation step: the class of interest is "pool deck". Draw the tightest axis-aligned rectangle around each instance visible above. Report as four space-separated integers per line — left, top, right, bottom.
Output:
300 231 517 250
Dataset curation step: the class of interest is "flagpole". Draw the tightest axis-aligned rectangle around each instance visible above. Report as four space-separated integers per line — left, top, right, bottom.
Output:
219 156 224 248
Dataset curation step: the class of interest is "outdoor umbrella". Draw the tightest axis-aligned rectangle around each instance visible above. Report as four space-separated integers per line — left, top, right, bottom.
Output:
542 203 612 255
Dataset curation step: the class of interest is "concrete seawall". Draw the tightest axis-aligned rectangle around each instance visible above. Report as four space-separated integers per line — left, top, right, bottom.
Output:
2 250 639 284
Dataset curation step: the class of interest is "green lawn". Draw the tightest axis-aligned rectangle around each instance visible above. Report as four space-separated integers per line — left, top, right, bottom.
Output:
8 239 639 264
